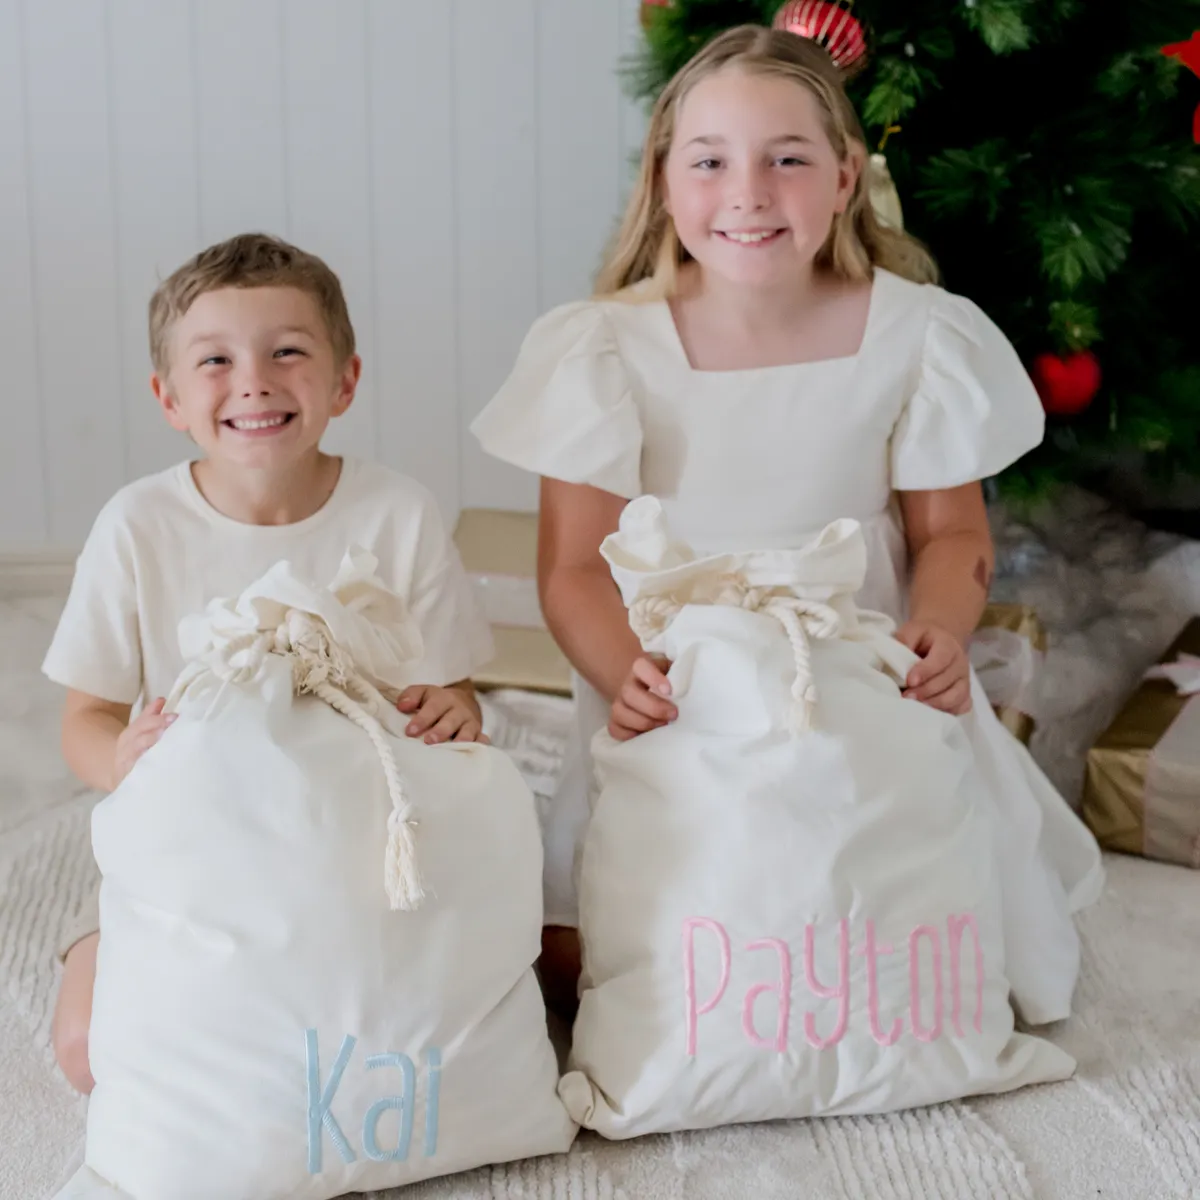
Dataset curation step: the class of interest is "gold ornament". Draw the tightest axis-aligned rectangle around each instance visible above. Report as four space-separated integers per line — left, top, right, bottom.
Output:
867 125 904 230
868 153 904 230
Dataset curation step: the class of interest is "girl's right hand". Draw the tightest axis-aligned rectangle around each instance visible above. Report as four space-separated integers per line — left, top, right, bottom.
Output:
111 697 177 789
608 655 677 741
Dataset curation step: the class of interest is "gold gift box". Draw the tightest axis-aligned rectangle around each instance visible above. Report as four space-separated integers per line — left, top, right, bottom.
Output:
1082 618 1200 865
973 603 1045 745
453 509 572 696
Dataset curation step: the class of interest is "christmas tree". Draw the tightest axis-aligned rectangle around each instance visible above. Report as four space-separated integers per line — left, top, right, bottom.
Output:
632 1 1200 503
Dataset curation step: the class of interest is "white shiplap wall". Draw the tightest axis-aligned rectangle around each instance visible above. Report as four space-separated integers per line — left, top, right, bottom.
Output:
0 0 648 552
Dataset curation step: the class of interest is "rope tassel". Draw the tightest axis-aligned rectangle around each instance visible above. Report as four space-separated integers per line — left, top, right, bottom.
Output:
385 807 424 911
177 608 425 912
314 678 425 912
769 601 837 732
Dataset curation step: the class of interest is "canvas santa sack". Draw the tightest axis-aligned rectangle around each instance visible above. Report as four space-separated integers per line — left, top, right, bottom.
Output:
58 549 576 1200
560 498 1074 1140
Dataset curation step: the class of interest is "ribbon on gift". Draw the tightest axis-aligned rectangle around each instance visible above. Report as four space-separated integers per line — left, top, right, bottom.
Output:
1142 654 1200 868
967 626 1040 712
1144 652 1200 696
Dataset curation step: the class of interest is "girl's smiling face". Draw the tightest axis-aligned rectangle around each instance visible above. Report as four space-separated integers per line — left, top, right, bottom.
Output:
662 68 861 288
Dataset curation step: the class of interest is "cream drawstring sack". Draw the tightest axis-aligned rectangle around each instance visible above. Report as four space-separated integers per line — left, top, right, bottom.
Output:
59 549 576 1200
560 499 1075 1139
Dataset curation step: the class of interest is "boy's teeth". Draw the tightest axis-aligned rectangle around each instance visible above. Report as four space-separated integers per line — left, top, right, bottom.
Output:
229 415 288 430
726 231 777 243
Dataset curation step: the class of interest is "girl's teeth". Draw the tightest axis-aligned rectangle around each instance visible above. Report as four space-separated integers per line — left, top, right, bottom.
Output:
230 415 288 430
726 231 777 243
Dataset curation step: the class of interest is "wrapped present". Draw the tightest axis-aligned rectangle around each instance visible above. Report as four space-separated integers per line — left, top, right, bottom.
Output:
1082 618 1200 867
969 603 1045 745
453 509 572 695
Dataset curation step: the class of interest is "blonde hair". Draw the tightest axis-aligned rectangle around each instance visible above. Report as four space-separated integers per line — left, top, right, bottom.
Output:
596 25 938 298
149 232 356 376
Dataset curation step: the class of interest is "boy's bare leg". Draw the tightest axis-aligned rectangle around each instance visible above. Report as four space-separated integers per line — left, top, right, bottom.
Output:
538 925 582 1021
53 933 98 1095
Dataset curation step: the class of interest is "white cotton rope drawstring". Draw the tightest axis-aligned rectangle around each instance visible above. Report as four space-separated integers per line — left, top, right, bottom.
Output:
628 576 843 733
167 608 424 911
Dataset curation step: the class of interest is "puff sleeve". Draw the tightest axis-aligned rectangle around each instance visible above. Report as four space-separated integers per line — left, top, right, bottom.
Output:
890 290 1045 490
470 301 644 499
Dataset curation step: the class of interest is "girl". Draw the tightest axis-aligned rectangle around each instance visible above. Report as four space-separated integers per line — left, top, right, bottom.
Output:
472 25 1104 1022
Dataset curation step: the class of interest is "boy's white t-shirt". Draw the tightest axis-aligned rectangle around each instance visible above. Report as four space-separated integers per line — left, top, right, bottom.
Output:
42 457 494 707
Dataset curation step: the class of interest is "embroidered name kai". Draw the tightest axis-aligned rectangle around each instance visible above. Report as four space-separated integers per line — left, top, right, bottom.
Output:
682 915 986 1055
305 1029 441 1174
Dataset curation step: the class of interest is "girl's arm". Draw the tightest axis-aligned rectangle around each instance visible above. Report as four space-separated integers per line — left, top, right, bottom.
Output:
898 481 993 644
537 477 642 703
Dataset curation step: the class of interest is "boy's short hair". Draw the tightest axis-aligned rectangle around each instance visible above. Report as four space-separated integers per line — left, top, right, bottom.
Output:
148 233 356 377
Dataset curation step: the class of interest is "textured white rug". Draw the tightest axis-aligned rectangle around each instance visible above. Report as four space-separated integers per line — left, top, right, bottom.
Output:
3 491 1200 1199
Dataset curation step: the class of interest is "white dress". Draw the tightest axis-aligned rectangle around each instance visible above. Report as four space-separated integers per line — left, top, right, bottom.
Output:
472 267 1105 1024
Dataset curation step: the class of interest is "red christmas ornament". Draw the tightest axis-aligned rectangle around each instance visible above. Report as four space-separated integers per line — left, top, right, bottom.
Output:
640 0 671 31
1030 351 1102 416
1161 32 1200 143
772 1 868 74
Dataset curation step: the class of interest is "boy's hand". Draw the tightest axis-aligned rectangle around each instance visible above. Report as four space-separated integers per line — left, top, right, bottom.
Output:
396 685 489 744
895 620 973 715
112 697 177 788
609 654 676 741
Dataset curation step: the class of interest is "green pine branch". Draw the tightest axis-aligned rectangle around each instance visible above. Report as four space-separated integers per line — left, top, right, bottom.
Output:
1048 300 1100 350
960 0 1035 54
862 57 939 128
1034 216 1125 292
917 139 1013 222
1121 367 1200 457
625 0 776 102
1028 179 1133 291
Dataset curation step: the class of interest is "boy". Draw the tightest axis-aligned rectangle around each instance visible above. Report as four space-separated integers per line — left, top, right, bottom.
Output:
43 233 493 1094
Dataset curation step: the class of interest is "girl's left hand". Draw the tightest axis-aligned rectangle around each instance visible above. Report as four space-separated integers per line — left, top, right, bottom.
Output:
894 620 973 715
396 685 490 744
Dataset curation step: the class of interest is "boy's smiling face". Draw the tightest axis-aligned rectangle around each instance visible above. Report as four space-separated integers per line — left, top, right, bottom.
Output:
152 285 360 471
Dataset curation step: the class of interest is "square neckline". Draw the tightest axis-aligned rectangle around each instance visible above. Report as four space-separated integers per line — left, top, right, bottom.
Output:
656 267 890 376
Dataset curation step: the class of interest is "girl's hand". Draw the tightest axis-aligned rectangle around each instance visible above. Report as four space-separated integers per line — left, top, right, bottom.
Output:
894 620 973 715
609 655 676 741
112 697 177 788
396 685 489 744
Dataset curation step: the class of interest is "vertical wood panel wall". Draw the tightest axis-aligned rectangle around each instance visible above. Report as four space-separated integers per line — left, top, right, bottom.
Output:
0 0 648 550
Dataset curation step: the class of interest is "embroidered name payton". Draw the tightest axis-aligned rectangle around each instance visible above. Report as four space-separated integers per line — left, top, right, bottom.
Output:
305 1029 442 1173
682 915 986 1055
